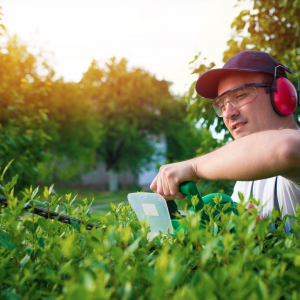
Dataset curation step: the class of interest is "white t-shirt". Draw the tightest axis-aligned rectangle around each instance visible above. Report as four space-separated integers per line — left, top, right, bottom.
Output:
231 176 300 217
231 128 300 231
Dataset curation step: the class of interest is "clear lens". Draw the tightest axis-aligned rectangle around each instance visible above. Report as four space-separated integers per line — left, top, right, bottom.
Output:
212 85 258 117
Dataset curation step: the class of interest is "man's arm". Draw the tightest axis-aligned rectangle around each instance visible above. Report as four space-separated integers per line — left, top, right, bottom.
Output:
150 129 300 200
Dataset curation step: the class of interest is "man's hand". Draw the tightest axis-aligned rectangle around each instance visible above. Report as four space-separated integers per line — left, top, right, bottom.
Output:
245 203 256 210
150 160 199 200
246 203 262 222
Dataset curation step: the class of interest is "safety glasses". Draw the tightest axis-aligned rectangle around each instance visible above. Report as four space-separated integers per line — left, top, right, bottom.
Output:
211 83 271 117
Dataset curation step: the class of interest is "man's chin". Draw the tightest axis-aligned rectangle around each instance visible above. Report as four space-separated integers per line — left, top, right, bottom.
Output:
234 132 247 140
231 129 249 140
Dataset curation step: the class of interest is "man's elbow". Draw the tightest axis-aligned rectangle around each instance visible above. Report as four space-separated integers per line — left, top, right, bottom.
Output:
278 132 300 177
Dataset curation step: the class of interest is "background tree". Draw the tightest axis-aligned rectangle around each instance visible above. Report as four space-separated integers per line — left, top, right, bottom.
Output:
165 98 219 164
38 80 100 184
0 36 53 190
81 58 203 191
0 36 101 191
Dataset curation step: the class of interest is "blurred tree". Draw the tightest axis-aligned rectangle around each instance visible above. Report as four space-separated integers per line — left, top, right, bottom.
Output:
0 35 100 190
0 36 53 190
0 6 6 36
81 58 202 191
164 98 217 163
186 0 300 142
38 80 100 184
183 53 228 139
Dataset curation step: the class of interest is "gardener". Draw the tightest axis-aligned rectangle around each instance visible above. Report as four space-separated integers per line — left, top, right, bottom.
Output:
150 50 300 228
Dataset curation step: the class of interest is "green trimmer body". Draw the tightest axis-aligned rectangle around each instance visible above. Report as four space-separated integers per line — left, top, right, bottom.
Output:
171 182 237 233
127 181 237 239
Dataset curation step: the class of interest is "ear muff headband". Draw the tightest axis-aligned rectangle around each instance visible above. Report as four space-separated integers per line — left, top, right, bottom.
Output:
270 65 300 116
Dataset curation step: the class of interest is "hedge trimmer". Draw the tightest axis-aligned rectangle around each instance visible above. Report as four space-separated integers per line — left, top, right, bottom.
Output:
0 182 237 235
128 181 237 238
0 194 98 230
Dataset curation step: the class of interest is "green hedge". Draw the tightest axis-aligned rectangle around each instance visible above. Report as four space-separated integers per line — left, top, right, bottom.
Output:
1 170 300 299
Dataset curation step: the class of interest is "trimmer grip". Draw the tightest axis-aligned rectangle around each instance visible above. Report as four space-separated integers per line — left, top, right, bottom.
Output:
179 182 204 213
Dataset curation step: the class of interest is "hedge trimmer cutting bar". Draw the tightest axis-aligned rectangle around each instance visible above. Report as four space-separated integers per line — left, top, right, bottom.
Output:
0 195 98 230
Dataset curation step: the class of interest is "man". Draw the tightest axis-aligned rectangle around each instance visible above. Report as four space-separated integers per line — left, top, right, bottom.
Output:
150 51 300 228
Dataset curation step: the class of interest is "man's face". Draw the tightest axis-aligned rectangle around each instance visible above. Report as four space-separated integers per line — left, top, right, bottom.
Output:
218 72 279 140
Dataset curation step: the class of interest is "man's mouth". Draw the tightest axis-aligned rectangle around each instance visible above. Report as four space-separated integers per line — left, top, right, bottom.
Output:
232 122 247 131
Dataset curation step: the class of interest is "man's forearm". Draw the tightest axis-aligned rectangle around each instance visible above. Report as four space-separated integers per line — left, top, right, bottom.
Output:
191 129 300 182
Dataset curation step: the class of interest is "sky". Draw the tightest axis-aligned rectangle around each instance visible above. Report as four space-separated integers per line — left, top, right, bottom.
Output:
1 0 251 95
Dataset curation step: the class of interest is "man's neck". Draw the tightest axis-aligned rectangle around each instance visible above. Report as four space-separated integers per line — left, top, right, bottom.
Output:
277 115 299 131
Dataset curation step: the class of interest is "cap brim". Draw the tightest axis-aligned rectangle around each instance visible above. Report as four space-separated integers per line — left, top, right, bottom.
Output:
195 68 275 99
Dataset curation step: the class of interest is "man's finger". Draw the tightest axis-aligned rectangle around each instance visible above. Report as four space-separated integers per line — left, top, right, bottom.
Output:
168 181 185 200
246 203 256 210
161 177 173 200
150 176 157 192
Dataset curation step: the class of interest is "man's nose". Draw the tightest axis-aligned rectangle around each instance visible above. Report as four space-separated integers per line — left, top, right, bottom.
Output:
223 101 240 119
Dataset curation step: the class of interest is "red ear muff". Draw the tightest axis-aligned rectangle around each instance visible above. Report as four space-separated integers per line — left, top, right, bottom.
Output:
271 77 298 116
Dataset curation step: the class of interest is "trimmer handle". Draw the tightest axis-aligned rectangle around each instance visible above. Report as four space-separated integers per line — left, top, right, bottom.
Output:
179 182 210 222
179 181 204 213
152 181 209 221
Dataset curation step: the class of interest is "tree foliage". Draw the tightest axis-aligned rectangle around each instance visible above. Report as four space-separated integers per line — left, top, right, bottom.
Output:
0 36 101 190
38 80 100 183
0 36 53 189
81 58 164 174
164 97 212 164
0 36 207 192
81 58 203 176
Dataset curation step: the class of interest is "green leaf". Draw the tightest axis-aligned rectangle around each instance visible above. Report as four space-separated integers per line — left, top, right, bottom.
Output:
33 200 47 208
38 218 50 231
111 246 123 261
2 289 22 300
110 202 116 211
211 222 218 236
24 220 39 234
123 237 142 259
250 196 261 207
43 186 49 199
106 213 116 223
4 175 18 193
32 186 39 199
0 159 14 181
70 194 78 205
38 237 46 248
201 238 219 265
20 255 31 269
70 220 80 231
0 238 15 250
0 230 11 240
191 195 199 209
213 194 222 206
99 216 109 226
238 192 245 203
48 184 54 195
79 204 85 215
91 236 100 243
256 279 268 299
